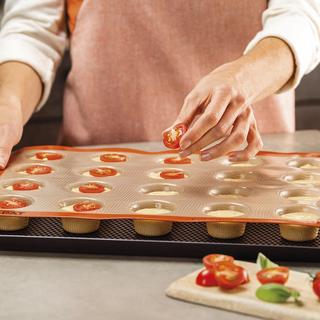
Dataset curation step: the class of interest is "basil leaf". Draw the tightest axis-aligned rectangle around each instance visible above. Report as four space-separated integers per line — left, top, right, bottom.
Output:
256 284 301 304
256 253 278 270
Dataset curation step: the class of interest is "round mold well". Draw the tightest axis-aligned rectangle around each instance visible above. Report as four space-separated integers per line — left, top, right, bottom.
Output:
139 183 181 196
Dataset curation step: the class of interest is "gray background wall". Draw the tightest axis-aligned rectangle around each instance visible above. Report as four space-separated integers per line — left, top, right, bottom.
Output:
0 4 319 147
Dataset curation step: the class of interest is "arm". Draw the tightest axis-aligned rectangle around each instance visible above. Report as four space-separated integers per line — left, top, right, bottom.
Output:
0 0 67 167
171 0 320 161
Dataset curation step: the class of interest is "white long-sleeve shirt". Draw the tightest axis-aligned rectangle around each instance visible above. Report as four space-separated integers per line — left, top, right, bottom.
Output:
1 0 320 110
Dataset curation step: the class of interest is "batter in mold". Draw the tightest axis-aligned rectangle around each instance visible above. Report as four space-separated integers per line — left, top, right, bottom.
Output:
289 176 320 185
134 208 172 214
146 190 179 196
206 210 244 217
280 212 319 222
287 195 320 203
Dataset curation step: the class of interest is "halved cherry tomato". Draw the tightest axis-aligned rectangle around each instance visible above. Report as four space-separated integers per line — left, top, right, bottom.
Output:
203 254 234 272
163 123 187 149
12 181 40 191
0 198 29 209
25 165 52 175
214 261 248 290
79 183 105 194
35 152 63 160
100 153 127 162
73 201 102 212
312 272 320 299
164 157 191 165
196 269 218 287
89 167 117 177
160 169 185 179
256 267 289 285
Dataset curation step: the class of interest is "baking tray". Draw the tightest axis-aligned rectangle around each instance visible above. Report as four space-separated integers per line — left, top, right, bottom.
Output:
0 218 319 261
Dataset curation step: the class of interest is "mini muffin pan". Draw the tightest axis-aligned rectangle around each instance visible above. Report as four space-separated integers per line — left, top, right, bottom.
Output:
0 147 320 230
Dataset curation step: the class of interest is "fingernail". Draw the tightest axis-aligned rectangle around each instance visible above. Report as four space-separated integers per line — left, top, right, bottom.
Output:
228 155 238 162
180 140 191 150
179 150 191 158
200 152 212 161
0 157 6 169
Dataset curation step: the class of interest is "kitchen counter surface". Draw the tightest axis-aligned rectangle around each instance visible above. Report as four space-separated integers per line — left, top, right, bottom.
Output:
1 130 320 320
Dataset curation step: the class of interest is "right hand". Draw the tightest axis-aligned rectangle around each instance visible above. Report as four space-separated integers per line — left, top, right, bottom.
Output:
0 97 24 168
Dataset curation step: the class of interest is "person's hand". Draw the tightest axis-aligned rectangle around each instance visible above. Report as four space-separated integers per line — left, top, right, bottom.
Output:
166 37 295 161
171 61 263 162
0 98 24 169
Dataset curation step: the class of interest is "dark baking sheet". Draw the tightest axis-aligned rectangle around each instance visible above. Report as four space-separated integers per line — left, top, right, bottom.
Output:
0 218 319 261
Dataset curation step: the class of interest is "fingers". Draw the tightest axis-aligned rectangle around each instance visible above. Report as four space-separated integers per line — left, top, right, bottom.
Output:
200 107 252 161
179 95 246 156
228 118 263 161
179 86 233 150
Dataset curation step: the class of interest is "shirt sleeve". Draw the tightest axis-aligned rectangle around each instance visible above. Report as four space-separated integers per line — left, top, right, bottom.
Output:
244 0 320 92
0 0 67 110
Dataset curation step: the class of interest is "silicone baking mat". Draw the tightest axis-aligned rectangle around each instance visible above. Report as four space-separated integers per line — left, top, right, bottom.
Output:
0 218 319 261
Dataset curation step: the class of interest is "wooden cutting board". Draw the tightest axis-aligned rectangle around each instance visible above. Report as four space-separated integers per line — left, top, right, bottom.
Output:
165 261 319 320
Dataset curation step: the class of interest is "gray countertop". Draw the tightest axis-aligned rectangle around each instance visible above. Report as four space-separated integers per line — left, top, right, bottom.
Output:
1 130 320 320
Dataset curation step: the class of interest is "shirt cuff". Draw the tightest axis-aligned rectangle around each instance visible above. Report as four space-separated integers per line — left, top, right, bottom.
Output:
244 10 318 93
0 35 56 111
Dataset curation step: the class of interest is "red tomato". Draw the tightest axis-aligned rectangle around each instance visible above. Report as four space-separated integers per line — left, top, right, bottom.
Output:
0 198 29 209
35 152 63 160
160 169 185 179
256 267 289 285
164 157 191 165
79 183 105 193
25 165 52 175
312 272 320 299
89 167 117 177
100 153 127 162
203 254 234 272
12 181 40 191
162 123 187 149
196 269 218 287
73 201 102 212
214 261 248 290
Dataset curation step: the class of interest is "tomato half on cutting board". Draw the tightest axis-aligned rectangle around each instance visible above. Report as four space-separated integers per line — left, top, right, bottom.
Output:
12 181 40 191
256 267 289 285
312 272 320 299
100 153 127 163
25 165 52 175
162 123 187 149
164 157 191 165
73 201 102 212
196 269 218 287
0 197 29 209
203 254 234 272
79 183 105 194
89 167 117 177
35 152 63 160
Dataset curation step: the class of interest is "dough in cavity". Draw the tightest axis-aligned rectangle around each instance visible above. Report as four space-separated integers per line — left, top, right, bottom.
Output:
206 210 244 217
146 190 178 196
135 208 172 214
281 212 319 222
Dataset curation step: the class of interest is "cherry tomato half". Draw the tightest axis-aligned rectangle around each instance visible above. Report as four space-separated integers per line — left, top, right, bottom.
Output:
25 165 52 175
0 198 29 209
162 123 187 149
196 269 218 287
35 152 63 160
12 181 40 191
160 169 185 179
79 183 105 194
73 201 102 212
312 272 320 299
164 157 191 165
89 167 117 177
203 254 234 272
256 267 289 285
214 261 248 290
100 153 127 163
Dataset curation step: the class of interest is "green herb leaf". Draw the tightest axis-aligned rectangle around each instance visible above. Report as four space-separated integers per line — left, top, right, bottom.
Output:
256 253 278 270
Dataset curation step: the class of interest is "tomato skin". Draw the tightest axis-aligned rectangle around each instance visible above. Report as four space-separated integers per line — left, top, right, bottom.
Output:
214 261 247 290
196 269 218 287
162 123 187 149
164 157 191 165
203 254 234 272
73 201 102 212
0 198 29 209
35 152 63 160
100 153 127 163
12 182 40 191
312 272 320 299
25 165 52 175
256 267 289 285
79 183 105 194
89 167 117 177
160 170 185 179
